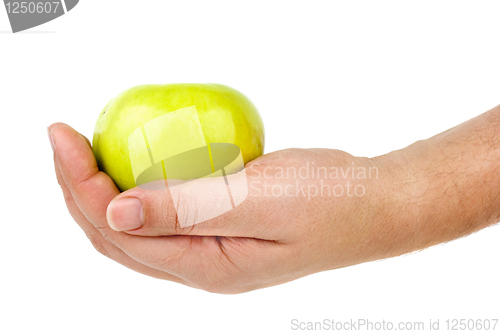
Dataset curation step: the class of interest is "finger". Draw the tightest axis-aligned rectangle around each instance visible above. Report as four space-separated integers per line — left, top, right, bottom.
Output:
50 123 207 279
49 123 120 229
106 168 278 239
50 138 186 284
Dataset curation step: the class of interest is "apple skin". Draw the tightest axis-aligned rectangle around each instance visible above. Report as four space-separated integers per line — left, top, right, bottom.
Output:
92 83 265 192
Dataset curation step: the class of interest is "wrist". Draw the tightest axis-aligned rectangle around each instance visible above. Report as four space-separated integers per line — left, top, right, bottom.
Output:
322 154 422 270
363 152 425 258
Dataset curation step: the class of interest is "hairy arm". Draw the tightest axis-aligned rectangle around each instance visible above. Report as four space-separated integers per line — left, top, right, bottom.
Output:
377 105 500 253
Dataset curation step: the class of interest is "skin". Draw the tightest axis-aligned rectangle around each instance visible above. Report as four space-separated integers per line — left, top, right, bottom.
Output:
48 104 500 294
93 84 265 191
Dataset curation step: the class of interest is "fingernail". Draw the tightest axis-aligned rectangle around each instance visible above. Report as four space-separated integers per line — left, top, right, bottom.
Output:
107 198 144 231
47 127 55 152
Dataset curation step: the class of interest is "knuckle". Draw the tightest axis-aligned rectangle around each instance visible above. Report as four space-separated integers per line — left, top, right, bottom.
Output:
86 233 110 258
150 193 185 233
62 190 73 204
56 174 64 186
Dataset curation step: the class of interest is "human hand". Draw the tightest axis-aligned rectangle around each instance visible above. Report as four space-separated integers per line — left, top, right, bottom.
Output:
49 123 406 293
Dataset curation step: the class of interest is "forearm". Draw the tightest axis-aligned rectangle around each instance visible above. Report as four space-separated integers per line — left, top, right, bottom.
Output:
380 105 500 252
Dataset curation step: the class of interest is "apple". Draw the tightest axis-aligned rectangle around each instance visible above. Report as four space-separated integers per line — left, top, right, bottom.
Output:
92 84 265 192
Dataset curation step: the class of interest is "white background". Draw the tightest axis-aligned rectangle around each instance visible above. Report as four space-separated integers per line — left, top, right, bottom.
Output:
1 1 499 333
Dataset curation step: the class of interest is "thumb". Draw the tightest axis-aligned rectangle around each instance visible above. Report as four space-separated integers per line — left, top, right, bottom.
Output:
106 169 254 236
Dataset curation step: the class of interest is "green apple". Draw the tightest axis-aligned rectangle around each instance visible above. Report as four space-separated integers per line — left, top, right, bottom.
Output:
92 83 265 192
